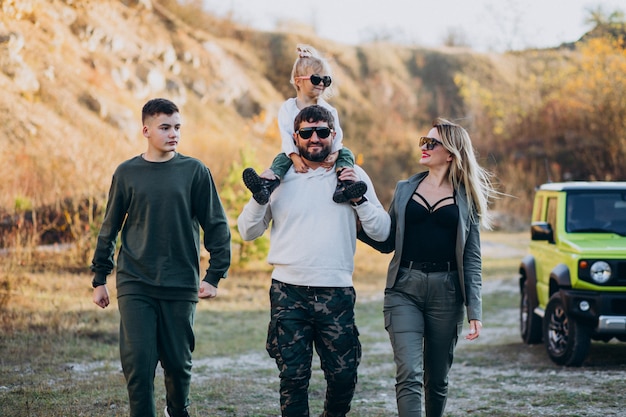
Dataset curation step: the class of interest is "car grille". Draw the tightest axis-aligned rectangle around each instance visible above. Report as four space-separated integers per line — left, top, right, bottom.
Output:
611 298 626 315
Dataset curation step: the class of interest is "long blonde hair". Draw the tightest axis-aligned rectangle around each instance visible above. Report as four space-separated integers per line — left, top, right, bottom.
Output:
434 118 497 229
289 44 334 99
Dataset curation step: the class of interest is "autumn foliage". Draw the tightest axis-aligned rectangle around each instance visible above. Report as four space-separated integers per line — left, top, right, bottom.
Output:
0 0 625 263
453 35 626 218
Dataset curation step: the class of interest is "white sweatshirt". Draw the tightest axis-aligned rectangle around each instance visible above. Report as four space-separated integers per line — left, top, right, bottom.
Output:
277 97 344 157
237 165 390 287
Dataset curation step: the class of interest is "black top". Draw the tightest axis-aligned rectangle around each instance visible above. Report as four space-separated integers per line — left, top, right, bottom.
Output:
401 191 458 263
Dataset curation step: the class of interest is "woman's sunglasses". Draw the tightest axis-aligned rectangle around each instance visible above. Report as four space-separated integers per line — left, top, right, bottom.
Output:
419 136 443 151
296 126 332 139
296 74 332 87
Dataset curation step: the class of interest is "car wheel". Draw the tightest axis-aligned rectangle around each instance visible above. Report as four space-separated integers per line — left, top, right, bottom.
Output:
543 293 591 366
520 277 542 344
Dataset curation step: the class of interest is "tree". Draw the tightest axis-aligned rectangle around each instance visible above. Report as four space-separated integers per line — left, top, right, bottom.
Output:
584 6 625 27
219 150 270 267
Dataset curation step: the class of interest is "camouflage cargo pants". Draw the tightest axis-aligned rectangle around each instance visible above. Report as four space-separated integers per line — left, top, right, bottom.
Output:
266 279 362 417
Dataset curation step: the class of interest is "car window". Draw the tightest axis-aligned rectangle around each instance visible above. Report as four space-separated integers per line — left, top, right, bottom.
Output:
546 197 558 231
532 195 544 222
567 191 626 234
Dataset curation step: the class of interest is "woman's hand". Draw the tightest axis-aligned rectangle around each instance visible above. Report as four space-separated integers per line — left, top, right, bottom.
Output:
465 319 482 340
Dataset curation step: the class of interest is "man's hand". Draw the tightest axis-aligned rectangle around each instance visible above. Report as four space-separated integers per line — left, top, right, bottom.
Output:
338 168 366 204
337 167 359 183
259 169 278 180
199 281 217 299
93 285 110 309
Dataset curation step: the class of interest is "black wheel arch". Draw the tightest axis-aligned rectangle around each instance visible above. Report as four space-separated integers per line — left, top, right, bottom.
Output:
519 255 537 287
519 255 538 301
519 255 543 344
549 264 571 296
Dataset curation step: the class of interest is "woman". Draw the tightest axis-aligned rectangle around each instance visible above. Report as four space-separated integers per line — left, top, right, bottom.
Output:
359 117 496 417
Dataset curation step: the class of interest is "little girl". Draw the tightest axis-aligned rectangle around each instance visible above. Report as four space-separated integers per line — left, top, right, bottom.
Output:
243 44 366 205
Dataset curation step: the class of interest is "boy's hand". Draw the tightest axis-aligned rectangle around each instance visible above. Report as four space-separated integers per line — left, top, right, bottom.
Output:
199 281 217 299
93 285 110 309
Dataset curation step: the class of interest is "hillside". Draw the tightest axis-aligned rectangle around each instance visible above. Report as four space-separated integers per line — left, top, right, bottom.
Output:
2 0 625 248
0 0 510 199
1 0 283 203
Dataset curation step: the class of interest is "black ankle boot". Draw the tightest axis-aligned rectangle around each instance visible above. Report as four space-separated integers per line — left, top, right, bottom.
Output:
243 168 280 205
332 171 368 203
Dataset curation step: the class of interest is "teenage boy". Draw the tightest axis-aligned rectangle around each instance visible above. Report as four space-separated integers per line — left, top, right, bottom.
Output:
91 98 231 417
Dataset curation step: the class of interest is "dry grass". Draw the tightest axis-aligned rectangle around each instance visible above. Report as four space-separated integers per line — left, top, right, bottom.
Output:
2 232 626 416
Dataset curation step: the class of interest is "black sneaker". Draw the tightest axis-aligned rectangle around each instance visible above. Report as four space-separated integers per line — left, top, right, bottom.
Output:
242 168 280 205
333 179 367 203
164 406 190 417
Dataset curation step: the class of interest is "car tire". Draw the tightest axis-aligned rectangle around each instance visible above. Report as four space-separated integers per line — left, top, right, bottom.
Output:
520 276 542 344
543 293 591 366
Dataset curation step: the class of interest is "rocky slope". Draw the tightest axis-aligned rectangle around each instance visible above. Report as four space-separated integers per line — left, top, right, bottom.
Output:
5 0 519 209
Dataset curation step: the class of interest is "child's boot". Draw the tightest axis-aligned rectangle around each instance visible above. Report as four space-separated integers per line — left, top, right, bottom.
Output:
243 168 280 205
332 170 367 203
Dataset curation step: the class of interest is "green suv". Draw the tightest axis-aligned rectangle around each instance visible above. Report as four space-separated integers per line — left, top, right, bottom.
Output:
518 182 626 366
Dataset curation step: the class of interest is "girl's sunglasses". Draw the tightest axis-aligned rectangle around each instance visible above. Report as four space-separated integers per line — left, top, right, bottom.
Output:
419 136 442 150
296 126 332 139
296 74 332 87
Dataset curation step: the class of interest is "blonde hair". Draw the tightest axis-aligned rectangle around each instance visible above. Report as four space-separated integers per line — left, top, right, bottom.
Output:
434 118 497 229
289 44 334 98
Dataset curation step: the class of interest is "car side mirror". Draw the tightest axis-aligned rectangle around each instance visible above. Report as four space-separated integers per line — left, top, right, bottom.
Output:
531 221 554 242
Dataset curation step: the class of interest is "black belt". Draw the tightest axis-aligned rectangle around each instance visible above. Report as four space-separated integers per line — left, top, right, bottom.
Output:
400 259 457 272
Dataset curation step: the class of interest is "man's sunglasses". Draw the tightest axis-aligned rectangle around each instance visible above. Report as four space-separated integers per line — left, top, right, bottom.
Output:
296 74 332 87
297 126 332 139
419 136 443 150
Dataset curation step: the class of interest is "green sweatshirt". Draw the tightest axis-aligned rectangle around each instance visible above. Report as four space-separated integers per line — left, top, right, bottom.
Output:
91 153 231 301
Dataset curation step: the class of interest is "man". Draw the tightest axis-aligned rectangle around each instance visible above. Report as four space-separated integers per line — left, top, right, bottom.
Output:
91 98 231 417
237 105 390 417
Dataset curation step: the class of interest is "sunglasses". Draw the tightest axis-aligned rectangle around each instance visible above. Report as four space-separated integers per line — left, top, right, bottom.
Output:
296 126 332 139
296 74 332 87
419 136 443 151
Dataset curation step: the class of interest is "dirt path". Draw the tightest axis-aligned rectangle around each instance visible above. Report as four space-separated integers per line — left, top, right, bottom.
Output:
52 236 626 416
62 274 626 416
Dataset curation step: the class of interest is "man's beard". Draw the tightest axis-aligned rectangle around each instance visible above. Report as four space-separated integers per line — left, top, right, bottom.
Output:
298 142 331 162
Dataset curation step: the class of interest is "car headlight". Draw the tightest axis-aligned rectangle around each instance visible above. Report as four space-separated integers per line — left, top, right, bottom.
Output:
590 261 611 284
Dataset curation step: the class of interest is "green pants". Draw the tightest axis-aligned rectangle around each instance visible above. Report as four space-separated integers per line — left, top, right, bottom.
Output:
384 268 464 417
118 294 196 417
270 147 355 178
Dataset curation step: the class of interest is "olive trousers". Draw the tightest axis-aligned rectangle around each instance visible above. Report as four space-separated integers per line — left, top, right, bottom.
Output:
384 268 464 417
118 294 196 417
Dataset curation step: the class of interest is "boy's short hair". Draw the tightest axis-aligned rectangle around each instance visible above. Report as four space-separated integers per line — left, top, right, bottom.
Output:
142 98 179 124
293 105 335 132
